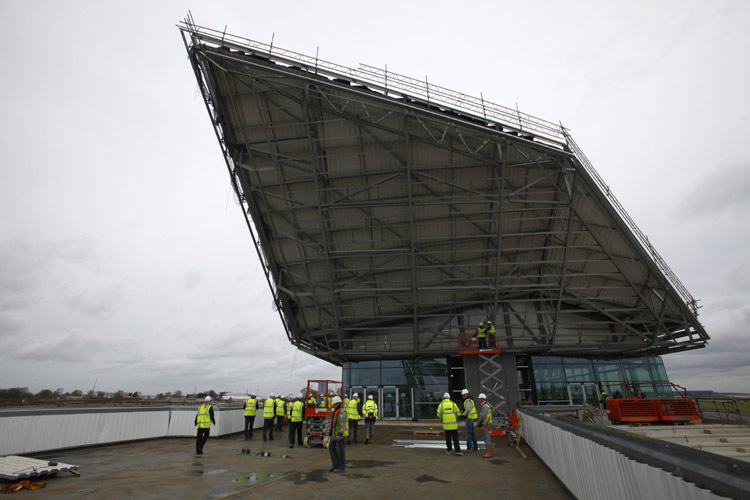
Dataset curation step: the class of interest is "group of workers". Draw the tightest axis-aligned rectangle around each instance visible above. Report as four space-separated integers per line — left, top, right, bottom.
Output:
196 388 496 467
193 391 380 463
474 320 497 349
437 389 494 458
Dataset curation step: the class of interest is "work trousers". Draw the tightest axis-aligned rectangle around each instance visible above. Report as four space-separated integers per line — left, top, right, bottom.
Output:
289 421 303 446
364 417 376 437
444 428 461 453
195 428 210 454
244 415 256 440
262 418 274 441
328 438 346 471
465 418 478 451
275 414 284 431
347 419 359 443
481 425 492 448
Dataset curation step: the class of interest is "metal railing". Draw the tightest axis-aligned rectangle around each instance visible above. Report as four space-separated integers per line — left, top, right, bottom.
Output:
564 132 700 316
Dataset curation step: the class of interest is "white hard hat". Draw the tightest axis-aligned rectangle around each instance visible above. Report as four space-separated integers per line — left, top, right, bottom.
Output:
461 389 469 395
353 392 359 397
479 321 484 326
478 393 487 400
332 396 342 404
204 396 212 402
368 395 373 400
487 320 492 324
443 393 450 399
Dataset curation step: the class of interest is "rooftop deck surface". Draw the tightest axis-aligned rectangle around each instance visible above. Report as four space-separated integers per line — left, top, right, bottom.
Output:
14 421 572 499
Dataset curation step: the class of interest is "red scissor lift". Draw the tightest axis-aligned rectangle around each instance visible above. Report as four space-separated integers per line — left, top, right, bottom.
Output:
458 333 501 355
303 379 342 448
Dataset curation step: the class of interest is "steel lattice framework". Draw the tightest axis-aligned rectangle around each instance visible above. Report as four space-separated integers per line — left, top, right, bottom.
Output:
180 20 708 364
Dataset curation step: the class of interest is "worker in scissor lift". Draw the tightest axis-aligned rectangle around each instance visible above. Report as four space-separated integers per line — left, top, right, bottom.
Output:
486 320 496 348
475 322 487 349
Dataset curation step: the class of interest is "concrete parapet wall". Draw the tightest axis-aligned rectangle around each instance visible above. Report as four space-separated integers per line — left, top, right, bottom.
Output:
0 406 253 456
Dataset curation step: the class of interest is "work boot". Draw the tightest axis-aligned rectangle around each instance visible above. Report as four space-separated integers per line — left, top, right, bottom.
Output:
482 446 494 458
465 448 473 453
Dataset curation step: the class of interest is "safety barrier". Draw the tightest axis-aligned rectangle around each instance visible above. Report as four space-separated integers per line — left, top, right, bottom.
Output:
519 408 750 500
606 398 700 424
0 406 253 456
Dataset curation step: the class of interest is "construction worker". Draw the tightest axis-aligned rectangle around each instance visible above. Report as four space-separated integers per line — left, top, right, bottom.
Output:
460 389 478 453
262 394 275 442
194 396 215 454
307 393 318 407
476 393 493 458
599 387 608 410
363 394 378 444
243 393 257 440
346 393 361 444
487 320 496 348
275 395 286 432
437 392 462 456
288 396 304 448
475 322 487 349
328 396 348 473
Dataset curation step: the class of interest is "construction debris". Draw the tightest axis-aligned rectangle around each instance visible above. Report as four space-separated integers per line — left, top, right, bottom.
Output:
0 455 79 481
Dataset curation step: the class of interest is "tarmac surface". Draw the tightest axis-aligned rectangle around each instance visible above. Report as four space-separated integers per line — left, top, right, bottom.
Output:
13 421 573 499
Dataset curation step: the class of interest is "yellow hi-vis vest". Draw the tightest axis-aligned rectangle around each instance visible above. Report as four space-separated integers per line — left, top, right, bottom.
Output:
347 398 361 420
481 402 493 425
363 400 378 419
476 326 486 339
437 399 459 430
291 400 304 422
488 324 496 336
263 398 275 419
275 399 286 417
464 398 478 419
196 404 212 429
244 398 257 416
307 396 317 407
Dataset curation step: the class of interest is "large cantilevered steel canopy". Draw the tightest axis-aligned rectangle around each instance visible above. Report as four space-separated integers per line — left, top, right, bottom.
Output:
180 20 708 364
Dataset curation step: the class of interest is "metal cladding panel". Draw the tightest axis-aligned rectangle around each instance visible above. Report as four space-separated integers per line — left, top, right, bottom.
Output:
0 407 247 455
182 23 707 362
521 412 730 500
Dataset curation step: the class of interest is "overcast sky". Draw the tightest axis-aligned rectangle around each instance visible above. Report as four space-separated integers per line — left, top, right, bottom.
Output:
1 1 748 396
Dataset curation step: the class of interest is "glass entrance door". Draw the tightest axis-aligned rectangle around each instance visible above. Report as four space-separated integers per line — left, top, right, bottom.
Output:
568 383 600 405
568 384 584 405
583 383 599 405
398 387 413 419
381 386 398 418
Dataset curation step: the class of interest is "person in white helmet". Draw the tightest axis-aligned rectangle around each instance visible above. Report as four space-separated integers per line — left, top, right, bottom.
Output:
328 395 348 472
476 393 494 458
437 392 462 456
346 392 361 444
460 389 479 453
363 394 378 444
262 394 276 442
194 395 215 454
486 320 496 348
475 321 487 349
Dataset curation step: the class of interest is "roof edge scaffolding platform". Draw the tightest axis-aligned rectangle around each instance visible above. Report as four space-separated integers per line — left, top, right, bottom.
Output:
179 18 709 364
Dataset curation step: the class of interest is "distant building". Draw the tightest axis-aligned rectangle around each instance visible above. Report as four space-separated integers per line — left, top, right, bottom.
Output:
182 22 708 418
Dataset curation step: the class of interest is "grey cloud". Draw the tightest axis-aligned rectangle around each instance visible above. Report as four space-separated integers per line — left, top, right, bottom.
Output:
678 163 750 217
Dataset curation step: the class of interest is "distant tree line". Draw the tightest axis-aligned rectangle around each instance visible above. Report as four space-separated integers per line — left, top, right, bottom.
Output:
0 387 227 406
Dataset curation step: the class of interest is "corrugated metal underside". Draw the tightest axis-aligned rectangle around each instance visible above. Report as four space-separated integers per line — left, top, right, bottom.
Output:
188 43 707 363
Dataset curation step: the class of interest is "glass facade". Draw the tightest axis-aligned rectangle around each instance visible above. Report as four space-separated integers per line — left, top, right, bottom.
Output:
343 359 449 419
344 355 675 418
531 356 673 404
